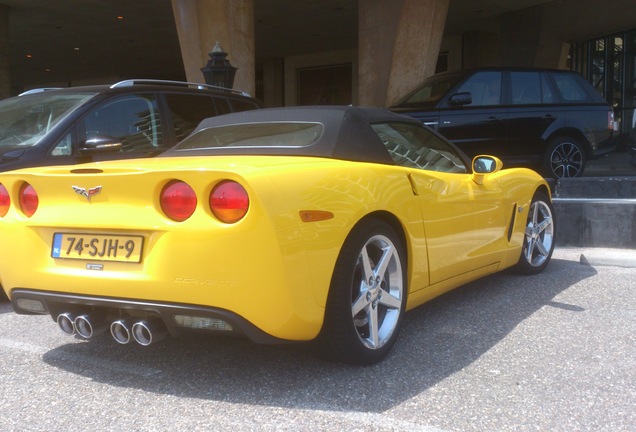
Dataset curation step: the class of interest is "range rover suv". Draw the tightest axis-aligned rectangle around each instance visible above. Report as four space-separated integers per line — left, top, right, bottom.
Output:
390 68 615 178
0 79 263 172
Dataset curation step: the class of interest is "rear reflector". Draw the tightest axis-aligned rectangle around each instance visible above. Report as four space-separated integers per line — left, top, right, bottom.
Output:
173 315 234 331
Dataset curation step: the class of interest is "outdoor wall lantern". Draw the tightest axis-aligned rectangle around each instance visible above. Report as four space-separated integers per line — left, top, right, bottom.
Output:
201 41 237 89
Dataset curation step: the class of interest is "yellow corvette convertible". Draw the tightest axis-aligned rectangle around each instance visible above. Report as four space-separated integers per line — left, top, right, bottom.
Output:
0 106 555 365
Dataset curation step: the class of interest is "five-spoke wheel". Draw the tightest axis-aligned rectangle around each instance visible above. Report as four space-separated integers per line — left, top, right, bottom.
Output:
316 219 406 365
516 192 555 275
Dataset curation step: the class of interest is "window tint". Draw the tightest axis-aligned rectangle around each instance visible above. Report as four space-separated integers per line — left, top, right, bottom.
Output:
553 73 591 102
372 122 466 173
0 92 95 149
511 72 556 104
398 73 462 106
164 94 217 141
51 132 72 156
229 99 259 113
511 72 542 104
455 71 501 106
214 98 231 115
80 95 162 152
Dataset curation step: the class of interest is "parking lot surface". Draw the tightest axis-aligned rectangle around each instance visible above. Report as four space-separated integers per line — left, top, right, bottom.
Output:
1 247 634 431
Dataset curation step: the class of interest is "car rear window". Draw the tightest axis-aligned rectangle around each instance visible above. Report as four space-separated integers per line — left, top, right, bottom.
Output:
174 122 324 150
552 73 591 103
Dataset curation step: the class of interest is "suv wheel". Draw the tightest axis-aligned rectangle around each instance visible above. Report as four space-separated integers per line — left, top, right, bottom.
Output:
544 137 586 178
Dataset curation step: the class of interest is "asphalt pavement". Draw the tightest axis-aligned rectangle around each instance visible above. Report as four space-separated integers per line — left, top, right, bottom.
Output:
0 246 635 431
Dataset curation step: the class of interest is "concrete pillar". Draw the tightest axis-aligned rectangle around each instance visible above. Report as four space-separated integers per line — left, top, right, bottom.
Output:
0 4 9 100
359 0 449 107
462 31 500 69
171 0 255 95
262 57 283 107
499 5 569 69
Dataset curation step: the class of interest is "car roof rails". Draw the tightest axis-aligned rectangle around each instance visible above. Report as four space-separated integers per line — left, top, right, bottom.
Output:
110 79 251 97
19 88 64 96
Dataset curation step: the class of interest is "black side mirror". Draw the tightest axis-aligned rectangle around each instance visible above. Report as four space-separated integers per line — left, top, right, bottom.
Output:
79 133 123 154
449 92 472 106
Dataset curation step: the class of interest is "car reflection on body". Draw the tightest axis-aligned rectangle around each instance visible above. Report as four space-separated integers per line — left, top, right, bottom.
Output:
0 106 555 365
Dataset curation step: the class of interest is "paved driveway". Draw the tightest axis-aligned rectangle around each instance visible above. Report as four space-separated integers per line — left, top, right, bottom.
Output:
1 247 634 431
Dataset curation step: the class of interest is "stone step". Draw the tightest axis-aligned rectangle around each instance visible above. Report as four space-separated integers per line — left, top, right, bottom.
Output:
555 176 636 199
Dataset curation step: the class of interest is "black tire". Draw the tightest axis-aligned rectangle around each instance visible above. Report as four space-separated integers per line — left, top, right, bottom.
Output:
543 137 586 178
515 191 555 275
314 219 407 365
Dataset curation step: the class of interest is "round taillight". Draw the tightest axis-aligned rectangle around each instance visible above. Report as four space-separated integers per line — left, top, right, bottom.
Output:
209 181 249 224
19 183 38 217
160 180 197 222
0 184 10 217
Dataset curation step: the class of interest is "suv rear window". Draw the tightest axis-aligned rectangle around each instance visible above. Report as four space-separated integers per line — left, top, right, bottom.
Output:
553 73 591 103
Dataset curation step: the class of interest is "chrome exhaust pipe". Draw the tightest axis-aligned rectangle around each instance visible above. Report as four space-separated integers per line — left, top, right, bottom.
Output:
132 318 167 346
57 312 78 335
110 319 134 345
74 313 107 339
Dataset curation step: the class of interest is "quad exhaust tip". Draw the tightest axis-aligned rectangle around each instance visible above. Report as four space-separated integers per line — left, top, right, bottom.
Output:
131 319 167 346
57 312 78 335
110 319 133 345
58 312 167 346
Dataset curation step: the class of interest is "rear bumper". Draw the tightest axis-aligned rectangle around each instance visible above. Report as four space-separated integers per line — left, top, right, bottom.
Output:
10 288 286 344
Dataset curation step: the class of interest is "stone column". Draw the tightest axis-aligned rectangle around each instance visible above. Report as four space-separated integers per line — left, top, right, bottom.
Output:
0 4 10 100
358 0 449 107
499 5 569 69
171 0 255 95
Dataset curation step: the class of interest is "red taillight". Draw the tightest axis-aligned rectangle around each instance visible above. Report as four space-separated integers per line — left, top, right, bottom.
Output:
19 183 38 217
160 180 197 222
608 110 616 131
209 181 249 224
0 184 10 217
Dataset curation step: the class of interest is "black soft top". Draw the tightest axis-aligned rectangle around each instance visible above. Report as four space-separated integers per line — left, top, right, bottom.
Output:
163 106 422 165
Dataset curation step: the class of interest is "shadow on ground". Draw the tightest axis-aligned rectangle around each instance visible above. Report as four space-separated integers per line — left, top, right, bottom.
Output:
41 258 596 413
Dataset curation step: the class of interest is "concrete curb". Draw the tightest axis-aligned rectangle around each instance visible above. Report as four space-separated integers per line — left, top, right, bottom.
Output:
579 249 636 268
552 199 636 248
553 176 636 249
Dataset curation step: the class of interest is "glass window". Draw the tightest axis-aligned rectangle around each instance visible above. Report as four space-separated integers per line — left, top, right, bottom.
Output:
51 132 72 156
553 74 591 102
397 73 462 107
455 71 502 106
214 98 231 115
229 99 259 113
511 72 542 104
79 95 162 151
175 122 324 151
372 122 466 173
540 73 556 103
164 94 217 142
0 92 95 149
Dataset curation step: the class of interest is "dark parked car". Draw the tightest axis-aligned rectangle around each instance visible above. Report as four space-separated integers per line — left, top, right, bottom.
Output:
390 68 616 178
0 79 263 172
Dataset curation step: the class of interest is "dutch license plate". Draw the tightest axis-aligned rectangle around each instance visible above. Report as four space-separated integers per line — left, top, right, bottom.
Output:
52 233 144 263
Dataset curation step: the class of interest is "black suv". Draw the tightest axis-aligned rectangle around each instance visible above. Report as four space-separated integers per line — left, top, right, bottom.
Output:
0 79 263 172
390 68 615 178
